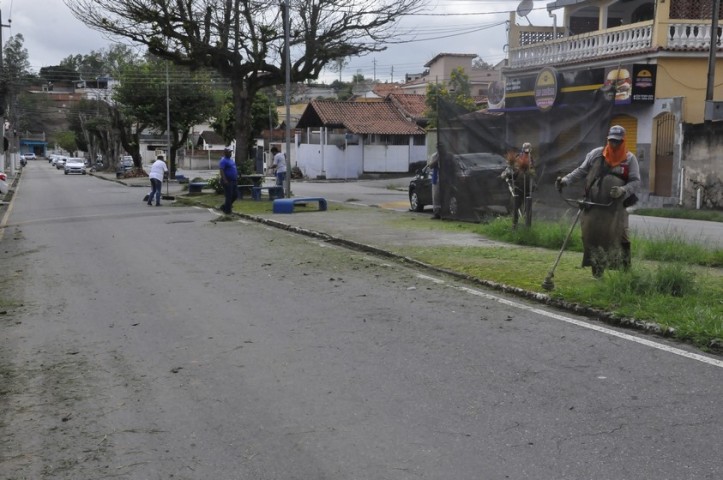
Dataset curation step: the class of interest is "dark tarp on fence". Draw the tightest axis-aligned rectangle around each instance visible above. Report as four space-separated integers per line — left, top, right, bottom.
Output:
436 89 615 221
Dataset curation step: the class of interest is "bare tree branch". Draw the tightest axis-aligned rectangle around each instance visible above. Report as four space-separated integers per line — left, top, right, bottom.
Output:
64 0 426 164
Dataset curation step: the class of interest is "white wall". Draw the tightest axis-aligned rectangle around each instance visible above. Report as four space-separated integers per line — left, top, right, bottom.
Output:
296 130 426 178
296 144 363 179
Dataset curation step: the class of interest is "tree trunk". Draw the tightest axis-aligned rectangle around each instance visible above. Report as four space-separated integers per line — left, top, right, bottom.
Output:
231 77 254 171
169 127 189 179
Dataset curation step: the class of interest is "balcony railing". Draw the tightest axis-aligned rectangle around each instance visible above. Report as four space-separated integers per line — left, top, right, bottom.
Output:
508 21 719 69
667 22 721 48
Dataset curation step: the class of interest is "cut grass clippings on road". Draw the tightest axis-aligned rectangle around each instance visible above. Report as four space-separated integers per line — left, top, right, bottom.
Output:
178 193 722 350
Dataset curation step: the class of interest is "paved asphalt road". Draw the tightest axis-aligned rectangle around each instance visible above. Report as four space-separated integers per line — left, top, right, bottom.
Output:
1 162 721 479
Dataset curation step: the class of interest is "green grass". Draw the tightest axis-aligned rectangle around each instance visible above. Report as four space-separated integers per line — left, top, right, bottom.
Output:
394 214 723 267
389 243 722 349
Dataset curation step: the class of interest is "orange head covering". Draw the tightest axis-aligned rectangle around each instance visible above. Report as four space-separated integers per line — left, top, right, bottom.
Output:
603 125 627 167
603 139 627 167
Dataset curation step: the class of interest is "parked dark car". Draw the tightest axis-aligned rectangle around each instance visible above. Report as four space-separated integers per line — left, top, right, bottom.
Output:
442 152 510 219
408 166 433 212
409 152 511 219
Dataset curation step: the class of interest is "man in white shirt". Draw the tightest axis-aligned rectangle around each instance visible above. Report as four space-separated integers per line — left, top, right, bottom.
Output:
270 147 287 194
148 155 168 206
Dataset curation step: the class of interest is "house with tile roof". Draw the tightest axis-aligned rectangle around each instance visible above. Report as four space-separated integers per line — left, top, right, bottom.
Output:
294 95 428 179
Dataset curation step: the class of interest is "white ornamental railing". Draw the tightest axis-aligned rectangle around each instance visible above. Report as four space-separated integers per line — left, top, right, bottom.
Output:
509 22 653 68
667 22 721 48
509 21 720 69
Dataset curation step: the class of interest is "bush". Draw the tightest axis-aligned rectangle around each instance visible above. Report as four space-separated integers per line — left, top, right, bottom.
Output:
206 175 223 194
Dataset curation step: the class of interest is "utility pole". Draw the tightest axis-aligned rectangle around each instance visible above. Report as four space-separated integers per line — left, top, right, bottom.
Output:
0 10 12 173
283 0 292 197
704 0 721 123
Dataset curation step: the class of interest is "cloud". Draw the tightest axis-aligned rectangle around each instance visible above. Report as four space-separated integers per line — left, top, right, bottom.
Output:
6 0 553 80
6 0 116 69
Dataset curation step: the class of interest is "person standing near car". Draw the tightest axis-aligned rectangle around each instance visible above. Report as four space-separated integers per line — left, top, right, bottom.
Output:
270 147 287 195
147 155 168 206
427 150 441 219
219 147 238 214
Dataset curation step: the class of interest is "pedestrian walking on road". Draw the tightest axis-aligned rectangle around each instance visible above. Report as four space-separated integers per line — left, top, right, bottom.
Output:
148 155 168 206
219 148 238 214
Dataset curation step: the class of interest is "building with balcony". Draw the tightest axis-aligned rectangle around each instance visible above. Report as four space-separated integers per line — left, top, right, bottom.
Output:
495 0 723 208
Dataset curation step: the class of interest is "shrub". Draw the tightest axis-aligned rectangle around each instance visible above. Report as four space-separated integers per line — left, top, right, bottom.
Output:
206 175 223 194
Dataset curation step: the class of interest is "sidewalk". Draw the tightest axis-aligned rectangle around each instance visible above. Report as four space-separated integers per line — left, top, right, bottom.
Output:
92 170 504 250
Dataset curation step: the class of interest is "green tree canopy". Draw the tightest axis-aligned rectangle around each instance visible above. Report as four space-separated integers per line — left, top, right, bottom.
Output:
113 58 219 175
212 91 278 147
2 34 33 117
425 67 478 129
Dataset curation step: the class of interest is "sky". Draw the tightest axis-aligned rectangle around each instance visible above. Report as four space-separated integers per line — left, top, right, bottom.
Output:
4 0 556 83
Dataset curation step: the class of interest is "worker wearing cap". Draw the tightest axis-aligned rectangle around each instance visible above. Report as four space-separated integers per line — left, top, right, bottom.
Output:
555 125 640 273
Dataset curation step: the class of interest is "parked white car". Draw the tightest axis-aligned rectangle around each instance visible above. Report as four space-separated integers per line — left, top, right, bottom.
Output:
64 157 87 175
0 172 7 194
55 156 68 169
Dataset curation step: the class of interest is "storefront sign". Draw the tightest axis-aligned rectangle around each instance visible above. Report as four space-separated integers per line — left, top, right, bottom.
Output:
534 67 558 112
493 64 657 112
632 64 657 103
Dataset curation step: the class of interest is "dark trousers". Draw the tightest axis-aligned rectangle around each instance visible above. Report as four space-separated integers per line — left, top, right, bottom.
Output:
149 178 162 205
222 180 238 214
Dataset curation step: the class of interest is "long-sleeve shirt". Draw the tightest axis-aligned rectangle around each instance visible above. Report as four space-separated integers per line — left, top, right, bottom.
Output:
562 146 640 199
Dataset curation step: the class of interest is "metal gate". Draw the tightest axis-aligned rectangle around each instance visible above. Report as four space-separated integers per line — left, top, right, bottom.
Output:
654 113 675 196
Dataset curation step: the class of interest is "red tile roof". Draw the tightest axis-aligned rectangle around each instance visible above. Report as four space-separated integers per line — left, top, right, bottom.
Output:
296 99 426 135
387 93 428 123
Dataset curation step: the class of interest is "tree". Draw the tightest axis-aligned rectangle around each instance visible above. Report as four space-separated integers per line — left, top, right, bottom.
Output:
2 34 33 119
113 58 219 177
472 57 493 70
65 0 425 172
55 45 143 170
3 34 31 81
52 131 78 154
212 91 278 148
425 67 477 129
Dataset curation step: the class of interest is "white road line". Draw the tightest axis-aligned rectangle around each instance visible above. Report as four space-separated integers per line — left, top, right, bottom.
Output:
416 273 723 369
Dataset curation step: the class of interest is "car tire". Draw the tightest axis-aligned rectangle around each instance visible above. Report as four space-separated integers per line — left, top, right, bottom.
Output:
409 190 424 212
64 171 68 175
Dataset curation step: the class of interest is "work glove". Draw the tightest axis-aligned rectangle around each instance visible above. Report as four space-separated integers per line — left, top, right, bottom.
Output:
555 176 566 193
610 186 626 199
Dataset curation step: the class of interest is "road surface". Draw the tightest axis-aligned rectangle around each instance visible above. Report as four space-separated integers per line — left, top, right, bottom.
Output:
1 161 721 479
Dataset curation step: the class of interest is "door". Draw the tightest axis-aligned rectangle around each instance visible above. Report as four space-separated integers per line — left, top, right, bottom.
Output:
654 113 674 196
